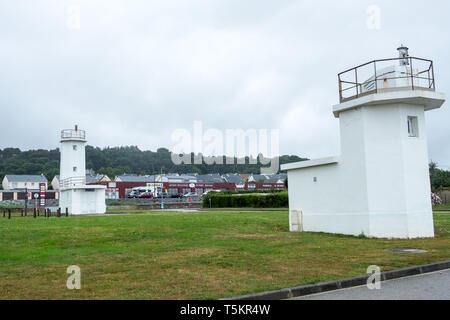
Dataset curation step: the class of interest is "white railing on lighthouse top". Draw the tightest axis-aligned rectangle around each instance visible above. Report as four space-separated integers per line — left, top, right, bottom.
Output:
60 176 86 189
61 129 86 140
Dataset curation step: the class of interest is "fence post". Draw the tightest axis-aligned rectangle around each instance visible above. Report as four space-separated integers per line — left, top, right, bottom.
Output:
57 208 61 218
65 208 68 217
21 209 24 217
33 208 36 218
37 209 40 217
2 210 5 218
8 209 11 219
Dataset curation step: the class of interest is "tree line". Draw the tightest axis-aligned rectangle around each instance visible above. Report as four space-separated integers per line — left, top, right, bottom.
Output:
429 162 450 190
0 146 307 186
2 146 448 190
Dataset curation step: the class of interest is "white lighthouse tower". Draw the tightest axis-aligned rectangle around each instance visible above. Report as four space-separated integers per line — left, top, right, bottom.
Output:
281 47 445 238
59 125 106 215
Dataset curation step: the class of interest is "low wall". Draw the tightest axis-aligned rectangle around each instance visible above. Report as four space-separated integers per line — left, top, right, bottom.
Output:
106 198 202 205
436 190 450 204
0 199 59 207
108 202 202 210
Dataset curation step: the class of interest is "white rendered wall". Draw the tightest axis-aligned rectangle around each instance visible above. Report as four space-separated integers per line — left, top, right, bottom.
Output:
60 140 86 181
285 100 436 238
60 188 106 215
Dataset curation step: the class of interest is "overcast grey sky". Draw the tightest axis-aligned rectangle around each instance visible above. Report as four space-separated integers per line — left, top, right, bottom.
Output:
0 0 449 168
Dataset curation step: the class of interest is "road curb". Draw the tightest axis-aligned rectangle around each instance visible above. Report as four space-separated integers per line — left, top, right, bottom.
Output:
222 260 450 300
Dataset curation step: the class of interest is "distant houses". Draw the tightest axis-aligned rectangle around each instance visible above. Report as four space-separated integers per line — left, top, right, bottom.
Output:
1 172 287 191
2 175 48 190
113 172 285 184
222 173 245 184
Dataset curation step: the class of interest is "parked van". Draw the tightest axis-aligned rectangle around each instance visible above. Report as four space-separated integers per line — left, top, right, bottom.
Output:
127 186 155 198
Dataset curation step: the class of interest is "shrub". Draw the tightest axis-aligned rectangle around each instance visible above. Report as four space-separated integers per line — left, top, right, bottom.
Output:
203 191 288 208
431 192 443 206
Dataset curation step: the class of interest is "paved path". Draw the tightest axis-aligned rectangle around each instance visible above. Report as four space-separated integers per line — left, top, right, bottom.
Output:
290 269 450 300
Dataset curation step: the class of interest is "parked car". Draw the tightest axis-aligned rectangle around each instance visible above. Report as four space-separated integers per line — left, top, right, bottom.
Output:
127 191 140 198
156 192 169 199
183 192 199 199
138 192 153 199
128 187 153 198
170 193 183 198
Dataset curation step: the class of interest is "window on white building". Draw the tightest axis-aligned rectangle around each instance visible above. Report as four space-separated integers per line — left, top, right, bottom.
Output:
407 116 419 137
73 166 77 172
73 145 77 151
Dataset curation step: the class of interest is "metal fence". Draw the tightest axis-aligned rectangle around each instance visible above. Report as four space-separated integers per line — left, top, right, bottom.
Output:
60 176 86 188
61 129 86 140
338 56 435 103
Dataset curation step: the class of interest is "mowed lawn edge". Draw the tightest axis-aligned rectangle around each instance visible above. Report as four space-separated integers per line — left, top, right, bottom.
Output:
0 211 449 299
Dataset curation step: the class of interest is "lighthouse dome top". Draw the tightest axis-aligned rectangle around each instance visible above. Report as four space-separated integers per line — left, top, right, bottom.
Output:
60 125 86 142
338 46 436 103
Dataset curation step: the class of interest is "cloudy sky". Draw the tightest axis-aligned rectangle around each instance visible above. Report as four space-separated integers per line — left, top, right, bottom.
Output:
0 0 449 168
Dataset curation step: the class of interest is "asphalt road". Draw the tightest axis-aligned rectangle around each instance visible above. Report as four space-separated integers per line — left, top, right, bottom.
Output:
291 269 450 300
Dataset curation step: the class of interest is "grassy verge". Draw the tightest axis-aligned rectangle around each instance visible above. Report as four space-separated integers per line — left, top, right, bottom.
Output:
433 204 450 211
200 207 288 211
0 205 23 209
0 211 449 299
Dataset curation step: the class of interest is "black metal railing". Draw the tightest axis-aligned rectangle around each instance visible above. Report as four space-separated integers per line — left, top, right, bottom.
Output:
338 57 435 103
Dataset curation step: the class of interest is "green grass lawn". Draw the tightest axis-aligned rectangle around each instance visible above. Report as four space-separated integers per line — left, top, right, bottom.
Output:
433 204 450 211
0 211 449 300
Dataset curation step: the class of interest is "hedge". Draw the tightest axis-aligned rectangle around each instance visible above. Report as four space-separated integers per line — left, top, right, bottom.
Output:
202 192 288 208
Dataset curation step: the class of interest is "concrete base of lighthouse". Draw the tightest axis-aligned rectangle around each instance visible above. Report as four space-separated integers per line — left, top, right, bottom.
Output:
59 185 106 215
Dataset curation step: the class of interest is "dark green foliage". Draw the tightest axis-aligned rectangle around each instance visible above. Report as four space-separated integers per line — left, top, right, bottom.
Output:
203 191 289 208
0 146 307 181
429 161 450 190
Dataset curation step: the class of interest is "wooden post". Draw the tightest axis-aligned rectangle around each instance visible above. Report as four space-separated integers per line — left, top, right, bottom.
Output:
21 209 24 217
65 208 68 217
57 208 61 218
33 208 36 218
37 209 40 217
8 209 11 219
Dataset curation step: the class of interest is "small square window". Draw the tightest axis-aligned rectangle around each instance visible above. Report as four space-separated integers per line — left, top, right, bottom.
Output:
73 167 77 172
73 145 77 151
407 116 418 137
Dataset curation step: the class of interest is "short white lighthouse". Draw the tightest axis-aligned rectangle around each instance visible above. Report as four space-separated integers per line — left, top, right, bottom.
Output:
59 126 106 215
281 47 445 239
